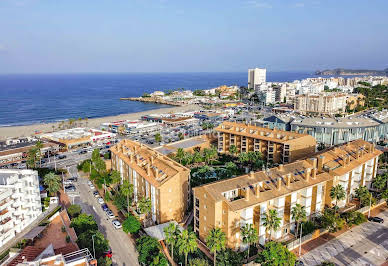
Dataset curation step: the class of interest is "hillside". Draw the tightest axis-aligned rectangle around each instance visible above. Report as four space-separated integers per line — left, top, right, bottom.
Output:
315 68 388 76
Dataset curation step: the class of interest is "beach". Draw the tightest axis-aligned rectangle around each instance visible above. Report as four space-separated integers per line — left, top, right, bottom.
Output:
0 105 200 140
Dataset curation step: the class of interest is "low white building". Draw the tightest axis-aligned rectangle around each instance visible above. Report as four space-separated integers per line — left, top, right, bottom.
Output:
0 169 42 246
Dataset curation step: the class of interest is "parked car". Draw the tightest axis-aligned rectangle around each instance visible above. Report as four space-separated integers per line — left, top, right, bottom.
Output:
101 204 109 212
87 180 92 185
368 216 384 223
65 185 76 192
97 198 105 205
106 210 115 219
112 219 122 229
57 154 66 159
89 184 95 190
63 180 73 185
93 191 99 197
79 150 87 154
103 250 112 258
67 177 77 182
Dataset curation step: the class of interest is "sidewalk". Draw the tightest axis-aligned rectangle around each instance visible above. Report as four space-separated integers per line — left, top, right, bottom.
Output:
292 204 388 257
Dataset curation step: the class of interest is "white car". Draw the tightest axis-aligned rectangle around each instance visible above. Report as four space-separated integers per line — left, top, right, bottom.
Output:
97 197 105 205
87 180 92 185
112 219 122 229
106 210 115 219
89 185 95 190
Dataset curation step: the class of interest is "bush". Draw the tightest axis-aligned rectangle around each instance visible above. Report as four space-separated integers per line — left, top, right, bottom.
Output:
320 262 335 266
256 241 296 266
67 204 82 219
136 236 165 265
66 235 71 243
70 213 98 235
77 230 109 259
342 211 367 226
61 226 66 233
122 215 141 234
97 256 112 266
300 220 316 236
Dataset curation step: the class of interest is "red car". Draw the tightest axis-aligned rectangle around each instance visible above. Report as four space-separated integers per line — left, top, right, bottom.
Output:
104 250 112 258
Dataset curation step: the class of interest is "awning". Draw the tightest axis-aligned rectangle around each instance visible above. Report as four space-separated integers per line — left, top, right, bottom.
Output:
144 221 183 241
23 226 47 240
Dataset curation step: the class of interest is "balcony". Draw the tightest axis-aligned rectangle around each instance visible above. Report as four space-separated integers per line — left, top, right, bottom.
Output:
0 209 8 216
0 217 11 225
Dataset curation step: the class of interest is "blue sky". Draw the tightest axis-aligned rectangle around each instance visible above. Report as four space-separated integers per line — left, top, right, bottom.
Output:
0 0 387 73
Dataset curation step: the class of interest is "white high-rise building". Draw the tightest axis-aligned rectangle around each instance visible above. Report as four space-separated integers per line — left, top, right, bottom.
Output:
248 68 266 89
0 170 42 246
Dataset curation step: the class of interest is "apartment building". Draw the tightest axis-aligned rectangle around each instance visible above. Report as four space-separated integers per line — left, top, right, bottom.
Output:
110 139 190 224
193 139 381 250
0 170 42 246
215 122 317 164
248 68 266 90
294 93 347 115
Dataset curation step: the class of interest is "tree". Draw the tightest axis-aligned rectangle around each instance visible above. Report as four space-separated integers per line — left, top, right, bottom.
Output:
229 145 238 156
77 230 109 259
110 170 121 190
330 184 346 211
291 203 307 236
82 160 92 173
155 133 162 143
206 228 226 266
43 172 61 196
122 215 141 234
164 222 181 261
372 174 387 191
27 147 38 168
255 241 296 266
97 256 112 266
217 249 244 266
177 229 198 266
67 204 82 219
262 209 281 241
355 186 375 207
137 197 152 215
238 152 250 165
70 213 98 235
178 132 184 140
189 258 209 266
121 180 133 215
176 148 186 164
150 253 168 266
193 151 203 163
35 141 43 167
321 208 345 233
240 224 258 260
136 236 163 265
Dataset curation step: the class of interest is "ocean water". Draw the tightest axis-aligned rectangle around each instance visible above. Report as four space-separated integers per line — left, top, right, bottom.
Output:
0 72 314 127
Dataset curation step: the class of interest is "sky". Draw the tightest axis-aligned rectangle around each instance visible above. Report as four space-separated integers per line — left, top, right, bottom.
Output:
0 0 387 73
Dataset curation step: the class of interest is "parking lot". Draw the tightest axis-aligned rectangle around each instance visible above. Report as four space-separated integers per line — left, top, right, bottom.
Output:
301 208 388 266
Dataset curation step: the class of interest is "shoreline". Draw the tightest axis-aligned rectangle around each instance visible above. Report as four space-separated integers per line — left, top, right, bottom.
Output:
0 105 200 140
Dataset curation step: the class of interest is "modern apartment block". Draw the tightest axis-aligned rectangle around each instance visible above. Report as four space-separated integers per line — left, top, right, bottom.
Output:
215 122 317 164
0 170 42 246
193 139 381 249
248 68 266 90
293 93 347 115
110 139 190 224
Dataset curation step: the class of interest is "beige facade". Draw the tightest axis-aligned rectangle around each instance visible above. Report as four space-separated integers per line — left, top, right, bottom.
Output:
215 122 317 164
111 139 190 224
294 93 347 115
193 139 381 250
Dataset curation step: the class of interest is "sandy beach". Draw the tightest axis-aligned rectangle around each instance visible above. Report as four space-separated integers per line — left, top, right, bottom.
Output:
0 104 200 140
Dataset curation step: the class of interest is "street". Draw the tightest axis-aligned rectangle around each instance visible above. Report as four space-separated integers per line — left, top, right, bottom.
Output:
301 209 388 266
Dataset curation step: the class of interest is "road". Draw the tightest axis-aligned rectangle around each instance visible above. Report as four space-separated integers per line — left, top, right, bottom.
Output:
301 209 388 266
67 166 139 266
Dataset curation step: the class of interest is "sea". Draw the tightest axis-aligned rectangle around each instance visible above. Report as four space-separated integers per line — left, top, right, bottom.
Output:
0 72 316 127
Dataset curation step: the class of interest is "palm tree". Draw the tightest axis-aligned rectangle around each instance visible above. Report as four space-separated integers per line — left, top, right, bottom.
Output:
177 229 198 266
121 180 133 215
27 147 38 168
176 148 186 164
110 170 121 191
330 184 346 212
163 222 181 261
262 209 281 241
206 228 226 266
137 197 152 216
240 224 258 260
193 151 203 163
372 175 387 191
229 145 238 156
35 141 43 167
291 204 307 236
43 172 61 196
155 133 162 143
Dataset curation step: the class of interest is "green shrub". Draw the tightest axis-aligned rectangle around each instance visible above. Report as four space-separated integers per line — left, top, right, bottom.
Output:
122 215 141 234
301 220 316 236
66 235 71 243
61 226 66 233
67 204 82 219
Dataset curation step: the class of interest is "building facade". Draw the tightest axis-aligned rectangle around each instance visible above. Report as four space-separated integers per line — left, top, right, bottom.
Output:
110 139 190 224
216 122 317 164
291 113 388 146
0 170 42 246
293 93 347 115
248 68 266 90
193 139 381 250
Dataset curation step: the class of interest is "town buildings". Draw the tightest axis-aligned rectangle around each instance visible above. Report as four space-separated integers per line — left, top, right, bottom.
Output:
41 128 115 150
215 122 317 164
193 139 381 250
248 68 266 90
0 169 42 246
291 110 388 146
110 139 190 224
293 93 348 115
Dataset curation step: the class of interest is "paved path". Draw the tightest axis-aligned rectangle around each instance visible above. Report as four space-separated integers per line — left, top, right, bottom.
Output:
301 209 388 266
70 166 139 266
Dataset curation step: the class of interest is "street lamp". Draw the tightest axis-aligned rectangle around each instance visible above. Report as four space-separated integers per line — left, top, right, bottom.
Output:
92 234 96 259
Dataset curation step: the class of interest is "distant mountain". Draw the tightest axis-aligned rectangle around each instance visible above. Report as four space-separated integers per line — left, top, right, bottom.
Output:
315 68 388 76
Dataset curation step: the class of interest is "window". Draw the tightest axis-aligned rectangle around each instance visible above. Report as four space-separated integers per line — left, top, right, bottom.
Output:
195 218 200 228
204 204 207 209
195 198 200 208
195 209 199 218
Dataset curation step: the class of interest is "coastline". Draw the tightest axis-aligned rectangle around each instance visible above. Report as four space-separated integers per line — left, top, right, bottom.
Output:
0 105 200 140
